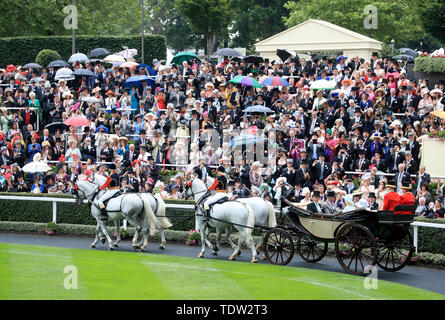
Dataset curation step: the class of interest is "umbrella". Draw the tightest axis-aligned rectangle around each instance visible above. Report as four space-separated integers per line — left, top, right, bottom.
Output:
243 55 264 64
214 48 242 57
89 48 110 58
229 75 262 88
392 54 414 63
310 80 337 90
171 52 201 65
260 76 289 87
45 122 69 132
243 106 275 114
47 60 69 68
81 97 101 103
22 161 52 173
124 75 155 88
55 68 74 81
138 63 157 76
95 125 109 133
23 63 42 69
73 69 96 77
230 56 244 62
88 59 104 63
120 61 140 68
431 110 445 120
64 116 90 127
68 53 89 63
399 48 418 58
229 134 263 147
276 49 297 62
104 54 126 63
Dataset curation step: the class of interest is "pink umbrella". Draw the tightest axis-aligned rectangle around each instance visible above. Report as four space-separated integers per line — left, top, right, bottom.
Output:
64 116 90 127
120 61 139 68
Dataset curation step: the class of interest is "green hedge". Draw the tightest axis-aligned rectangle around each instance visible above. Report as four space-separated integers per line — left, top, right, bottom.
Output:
0 35 166 66
413 56 445 73
0 192 195 231
35 49 63 68
411 217 445 255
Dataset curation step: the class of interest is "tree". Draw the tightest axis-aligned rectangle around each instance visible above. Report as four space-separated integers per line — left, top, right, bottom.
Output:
36 49 63 67
284 0 423 44
230 0 289 51
174 0 234 58
417 0 445 47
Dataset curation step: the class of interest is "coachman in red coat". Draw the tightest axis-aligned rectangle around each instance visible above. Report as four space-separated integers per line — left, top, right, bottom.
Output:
396 183 415 215
382 183 400 211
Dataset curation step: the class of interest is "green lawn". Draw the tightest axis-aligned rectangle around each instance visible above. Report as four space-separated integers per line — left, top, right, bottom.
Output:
0 243 443 300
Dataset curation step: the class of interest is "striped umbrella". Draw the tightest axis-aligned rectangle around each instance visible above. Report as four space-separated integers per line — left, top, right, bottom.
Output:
260 76 289 87
229 75 262 88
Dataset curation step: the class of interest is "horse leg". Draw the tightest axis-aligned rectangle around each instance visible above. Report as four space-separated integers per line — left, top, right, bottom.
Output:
198 224 207 258
90 223 101 248
225 226 241 255
125 215 141 250
98 230 106 244
159 228 166 250
97 220 115 250
204 227 214 250
229 237 242 261
114 220 121 247
245 231 258 263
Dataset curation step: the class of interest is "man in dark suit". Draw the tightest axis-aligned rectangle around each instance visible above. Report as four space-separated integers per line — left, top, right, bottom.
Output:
306 111 321 136
52 138 65 161
81 127 96 146
389 143 405 173
368 192 379 210
307 134 324 163
123 144 139 168
403 151 418 175
407 131 421 162
135 129 152 153
146 155 160 182
168 84 186 108
306 190 326 214
353 149 370 172
311 153 331 184
0 146 10 168
81 137 96 162
386 88 403 113
229 102 242 126
281 159 297 185
155 111 171 136
194 158 211 180
20 106 38 131
370 150 387 172
125 169 139 193
415 166 431 194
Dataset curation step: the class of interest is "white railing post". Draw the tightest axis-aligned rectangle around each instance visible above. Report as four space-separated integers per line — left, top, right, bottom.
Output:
52 201 57 223
413 225 418 253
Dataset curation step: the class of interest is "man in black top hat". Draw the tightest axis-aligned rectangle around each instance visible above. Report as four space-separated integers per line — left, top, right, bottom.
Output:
307 190 326 214
323 190 338 214
82 126 96 146
353 149 370 171
368 192 379 210
53 137 65 160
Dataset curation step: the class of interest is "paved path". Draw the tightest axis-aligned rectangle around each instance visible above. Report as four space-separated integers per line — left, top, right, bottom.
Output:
1 232 445 295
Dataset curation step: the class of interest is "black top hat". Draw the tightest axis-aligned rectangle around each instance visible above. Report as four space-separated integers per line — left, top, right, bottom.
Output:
139 129 146 134
159 110 166 116
191 110 199 115
327 190 336 197
83 127 90 132
108 163 116 170
147 155 154 161
127 168 134 174
369 192 376 198
351 86 358 91
372 52 379 57
217 166 225 173
312 190 321 197
55 137 62 143
354 107 361 113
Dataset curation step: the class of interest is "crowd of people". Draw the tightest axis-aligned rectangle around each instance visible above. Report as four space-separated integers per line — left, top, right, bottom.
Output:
0 51 445 218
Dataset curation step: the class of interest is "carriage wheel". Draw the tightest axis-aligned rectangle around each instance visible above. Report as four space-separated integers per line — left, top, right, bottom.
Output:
263 229 295 266
297 234 328 263
335 224 377 275
377 230 414 272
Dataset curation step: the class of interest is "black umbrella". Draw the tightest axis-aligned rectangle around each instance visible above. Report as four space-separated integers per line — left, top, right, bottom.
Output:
89 48 110 58
393 54 415 63
23 63 42 69
276 49 297 62
230 56 244 62
214 48 242 57
45 122 69 133
399 48 418 58
243 55 264 64
73 69 96 77
48 60 69 68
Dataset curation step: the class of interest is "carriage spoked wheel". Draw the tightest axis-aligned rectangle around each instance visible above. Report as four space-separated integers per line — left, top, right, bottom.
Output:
263 228 295 266
297 234 328 263
335 223 377 275
377 230 414 272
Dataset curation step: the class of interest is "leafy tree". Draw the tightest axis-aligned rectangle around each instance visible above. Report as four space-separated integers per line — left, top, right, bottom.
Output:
175 0 234 58
230 0 289 51
284 0 423 44
36 49 63 67
417 0 445 47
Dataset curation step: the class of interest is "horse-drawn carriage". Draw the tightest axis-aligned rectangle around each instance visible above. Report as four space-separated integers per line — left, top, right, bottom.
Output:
262 199 416 275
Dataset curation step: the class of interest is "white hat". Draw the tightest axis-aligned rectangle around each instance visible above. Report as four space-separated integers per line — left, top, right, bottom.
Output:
302 187 311 196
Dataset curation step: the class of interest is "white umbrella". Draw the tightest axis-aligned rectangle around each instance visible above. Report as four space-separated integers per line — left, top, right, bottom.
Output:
55 67 74 81
117 47 138 60
104 54 126 63
166 48 174 66
22 161 52 173
68 53 89 63
310 80 337 90
82 97 101 103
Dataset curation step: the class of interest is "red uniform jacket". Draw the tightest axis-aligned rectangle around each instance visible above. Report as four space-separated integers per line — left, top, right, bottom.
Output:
382 191 401 211
395 192 415 215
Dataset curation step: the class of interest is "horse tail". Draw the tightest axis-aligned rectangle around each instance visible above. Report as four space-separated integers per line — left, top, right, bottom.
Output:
141 195 158 236
154 193 172 229
245 204 255 237
266 200 277 228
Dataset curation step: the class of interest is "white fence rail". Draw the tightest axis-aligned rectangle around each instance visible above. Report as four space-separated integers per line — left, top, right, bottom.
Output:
411 221 445 253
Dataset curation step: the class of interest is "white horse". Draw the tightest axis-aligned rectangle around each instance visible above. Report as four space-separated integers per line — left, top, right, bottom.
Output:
185 177 258 262
205 176 276 256
82 174 172 249
74 179 164 251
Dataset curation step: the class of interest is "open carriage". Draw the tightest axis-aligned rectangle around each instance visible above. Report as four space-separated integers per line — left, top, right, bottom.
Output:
263 199 416 275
